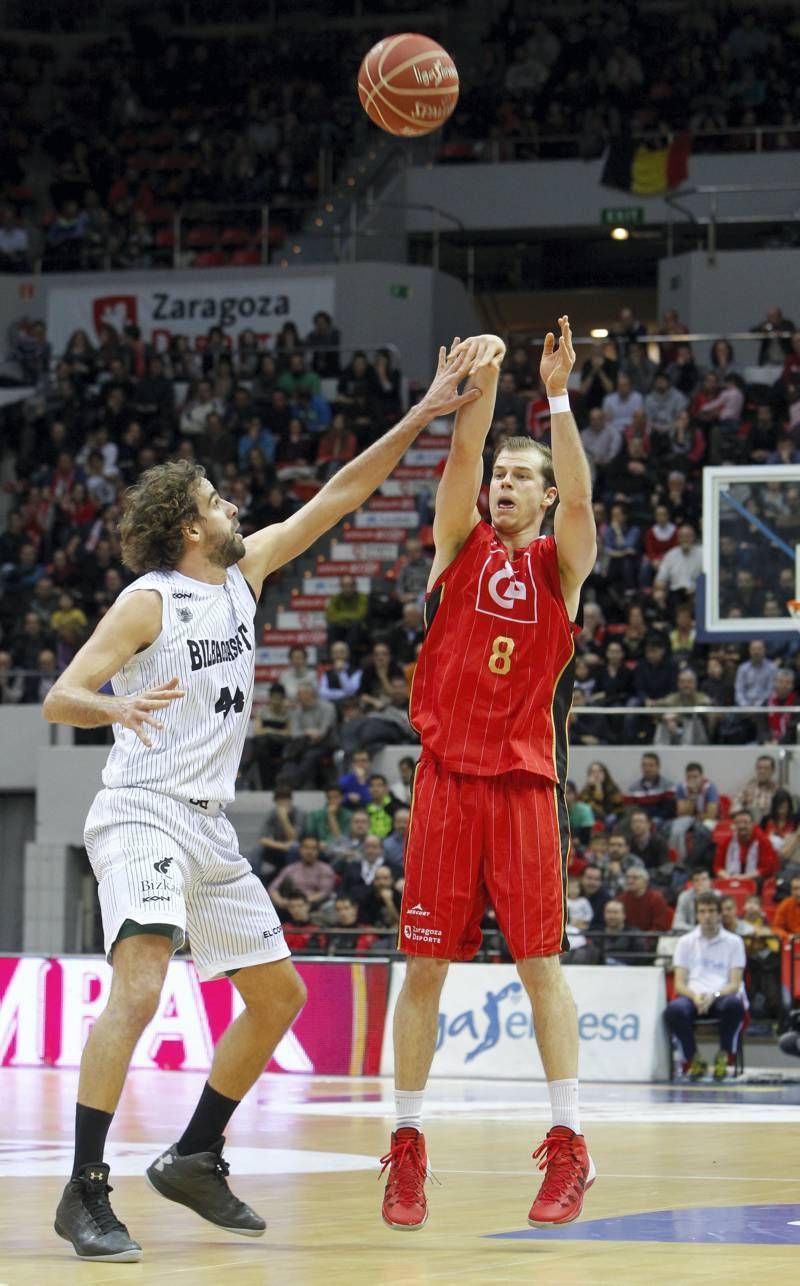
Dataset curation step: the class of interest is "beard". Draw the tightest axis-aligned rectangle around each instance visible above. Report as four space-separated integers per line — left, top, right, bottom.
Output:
209 527 246 568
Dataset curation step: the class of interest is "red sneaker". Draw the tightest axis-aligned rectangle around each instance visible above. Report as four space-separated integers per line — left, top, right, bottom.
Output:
528 1126 596 1228
379 1127 428 1230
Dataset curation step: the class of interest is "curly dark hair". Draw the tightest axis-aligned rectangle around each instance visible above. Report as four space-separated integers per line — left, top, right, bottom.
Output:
120 460 206 573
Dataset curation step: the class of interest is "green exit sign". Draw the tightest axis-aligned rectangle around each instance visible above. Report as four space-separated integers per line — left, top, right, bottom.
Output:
601 207 645 226
389 283 412 299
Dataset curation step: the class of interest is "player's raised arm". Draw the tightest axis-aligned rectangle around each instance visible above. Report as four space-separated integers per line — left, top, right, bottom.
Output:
237 342 481 597
430 334 505 571
42 591 185 745
545 315 597 601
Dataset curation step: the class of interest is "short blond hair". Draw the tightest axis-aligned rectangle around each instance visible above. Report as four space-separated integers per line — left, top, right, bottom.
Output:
492 436 555 489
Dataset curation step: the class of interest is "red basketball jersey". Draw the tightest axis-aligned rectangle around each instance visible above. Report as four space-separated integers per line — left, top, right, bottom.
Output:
410 521 578 780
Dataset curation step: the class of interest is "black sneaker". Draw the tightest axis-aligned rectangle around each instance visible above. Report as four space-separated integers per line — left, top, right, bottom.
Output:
779 1029 800 1057
54 1162 142 1262
145 1138 266 1236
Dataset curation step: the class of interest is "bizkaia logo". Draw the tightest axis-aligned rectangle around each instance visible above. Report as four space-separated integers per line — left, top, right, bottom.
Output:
475 549 537 622
92 295 138 342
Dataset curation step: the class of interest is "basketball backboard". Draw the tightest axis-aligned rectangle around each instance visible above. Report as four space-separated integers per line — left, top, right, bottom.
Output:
699 464 800 641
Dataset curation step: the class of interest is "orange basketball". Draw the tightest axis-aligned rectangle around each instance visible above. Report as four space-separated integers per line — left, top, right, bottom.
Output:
357 33 459 137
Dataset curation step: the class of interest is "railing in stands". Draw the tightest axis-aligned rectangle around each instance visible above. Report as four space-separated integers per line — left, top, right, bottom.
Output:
152 926 698 964
472 125 800 165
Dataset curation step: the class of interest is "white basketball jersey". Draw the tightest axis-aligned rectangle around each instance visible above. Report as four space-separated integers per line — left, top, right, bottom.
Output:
102 564 257 804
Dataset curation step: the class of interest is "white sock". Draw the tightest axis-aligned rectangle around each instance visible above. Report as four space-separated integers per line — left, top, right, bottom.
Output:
548 1078 581 1134
395 1089 424 1133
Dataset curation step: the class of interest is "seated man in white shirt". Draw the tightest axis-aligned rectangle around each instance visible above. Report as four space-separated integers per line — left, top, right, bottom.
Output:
665 891 746 1081
654 524 703 595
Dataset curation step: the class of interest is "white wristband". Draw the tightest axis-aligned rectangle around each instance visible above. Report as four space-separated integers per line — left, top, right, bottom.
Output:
548 393 571 414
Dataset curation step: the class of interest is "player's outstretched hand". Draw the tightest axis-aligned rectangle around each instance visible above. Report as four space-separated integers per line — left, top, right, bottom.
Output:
417 339 483 420
115 676 186 747
540 314 576 395
448 333 506 374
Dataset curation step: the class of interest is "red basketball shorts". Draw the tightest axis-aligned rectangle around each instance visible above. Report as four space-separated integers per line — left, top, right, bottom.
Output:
398 753 570 961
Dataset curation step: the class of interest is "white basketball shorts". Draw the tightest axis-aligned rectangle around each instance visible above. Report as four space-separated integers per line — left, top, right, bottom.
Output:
84 787 289 981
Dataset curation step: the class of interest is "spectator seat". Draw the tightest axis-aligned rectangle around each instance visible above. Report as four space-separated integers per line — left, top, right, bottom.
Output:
128 151 157 170
230 249 261 266
146 128 178 150
5 183 34 205
186 226 217 248
760 877 779 920
159 151 197 171
714 875 757 913
221 227 251 247
192 250 225 267
713 820 733 846
292 482 322 502
255 225 287 249
436 142 476 162
693 1011 747 1077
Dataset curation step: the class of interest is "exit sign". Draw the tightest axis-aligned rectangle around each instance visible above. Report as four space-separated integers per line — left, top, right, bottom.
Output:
601 207 645 225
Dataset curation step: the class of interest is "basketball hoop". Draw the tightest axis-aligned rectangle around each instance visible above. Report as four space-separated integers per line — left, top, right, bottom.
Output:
788 600 800 620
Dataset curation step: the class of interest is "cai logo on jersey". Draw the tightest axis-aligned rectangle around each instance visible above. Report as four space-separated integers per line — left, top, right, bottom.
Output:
475 552 537 622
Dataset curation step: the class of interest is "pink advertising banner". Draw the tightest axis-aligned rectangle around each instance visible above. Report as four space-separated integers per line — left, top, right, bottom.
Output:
0 956 388 1075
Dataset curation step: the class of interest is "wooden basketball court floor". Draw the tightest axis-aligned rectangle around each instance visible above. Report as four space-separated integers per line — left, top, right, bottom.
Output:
1 1067 799 1286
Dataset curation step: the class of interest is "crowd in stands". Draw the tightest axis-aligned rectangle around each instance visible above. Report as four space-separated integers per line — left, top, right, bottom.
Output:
246 776 412 955
242 739 800 1046
4 302 800 752
483 303 800 751
0 21 368 272
0 311 406 717
561 748 800 1036
453 3 800 160
3 5 800 273
4 296 800 997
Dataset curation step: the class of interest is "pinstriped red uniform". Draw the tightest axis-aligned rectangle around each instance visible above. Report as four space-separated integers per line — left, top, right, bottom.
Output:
401 521 577 960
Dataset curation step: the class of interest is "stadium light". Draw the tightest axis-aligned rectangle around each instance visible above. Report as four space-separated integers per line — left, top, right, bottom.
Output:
610 226 630 241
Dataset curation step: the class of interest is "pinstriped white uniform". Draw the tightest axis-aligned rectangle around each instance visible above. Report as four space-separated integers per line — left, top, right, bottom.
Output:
103 564 255 803
85 563 288 980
